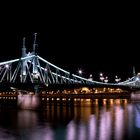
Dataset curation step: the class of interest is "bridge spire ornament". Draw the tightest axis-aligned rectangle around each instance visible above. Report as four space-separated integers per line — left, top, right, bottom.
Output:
33 33 38 55
32 33 39 82
133 66 136 76
22 37 26 57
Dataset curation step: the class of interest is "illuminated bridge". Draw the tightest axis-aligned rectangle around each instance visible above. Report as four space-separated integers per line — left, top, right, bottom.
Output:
1 33 140 109
0 33 140 92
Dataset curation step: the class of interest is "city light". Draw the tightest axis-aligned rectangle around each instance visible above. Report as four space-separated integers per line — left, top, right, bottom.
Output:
78 69 82 75
99 73 104 82
88 74 93 81
104 76 108 83
115 76 121 82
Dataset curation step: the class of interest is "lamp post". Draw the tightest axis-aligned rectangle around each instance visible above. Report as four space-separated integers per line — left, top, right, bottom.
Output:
104 76 108 83
99 73 104 82
78 69 82 75
115 75 121 83
88 74 93 81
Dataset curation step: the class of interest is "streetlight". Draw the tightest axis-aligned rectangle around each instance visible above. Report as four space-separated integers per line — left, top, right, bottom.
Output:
78 69 82 75
88 74 93 81
99 73 104 82
115 75 121 82
104 76 108 83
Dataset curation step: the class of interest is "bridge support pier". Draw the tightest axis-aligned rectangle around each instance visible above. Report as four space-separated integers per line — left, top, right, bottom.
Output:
34 85 39 94
17 92 41 110
131 91 140 101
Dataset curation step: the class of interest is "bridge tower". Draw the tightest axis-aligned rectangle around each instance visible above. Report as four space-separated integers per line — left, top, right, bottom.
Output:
20 37 27 82
32 33 40 94
32 33 39 83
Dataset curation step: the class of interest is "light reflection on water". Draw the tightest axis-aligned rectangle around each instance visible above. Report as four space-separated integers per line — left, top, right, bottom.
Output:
0 100 140 140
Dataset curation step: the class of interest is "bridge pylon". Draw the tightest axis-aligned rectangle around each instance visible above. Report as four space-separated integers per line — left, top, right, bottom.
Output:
4 33 140 92
20 37 27 83
32 33 39 83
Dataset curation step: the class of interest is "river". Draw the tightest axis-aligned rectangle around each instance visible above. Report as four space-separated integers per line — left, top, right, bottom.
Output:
0 99 140 140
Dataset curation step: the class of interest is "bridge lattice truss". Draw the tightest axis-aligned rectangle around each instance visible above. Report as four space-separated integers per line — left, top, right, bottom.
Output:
0 54 140 88
0 54 101 85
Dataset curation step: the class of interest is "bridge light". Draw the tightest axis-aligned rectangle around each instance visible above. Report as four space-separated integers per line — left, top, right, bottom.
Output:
99 73 104 82
136 77 139 81
5 64 9 68
89 74 92 78
44 68 47 71
100 73 103 77
115 75 121 82
78 69 82 75
88 74 93 81
100 76 104 81
22 71 26 76
104 76 108 83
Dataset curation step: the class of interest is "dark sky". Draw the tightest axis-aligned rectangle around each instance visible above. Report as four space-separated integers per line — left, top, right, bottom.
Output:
0 2 139 82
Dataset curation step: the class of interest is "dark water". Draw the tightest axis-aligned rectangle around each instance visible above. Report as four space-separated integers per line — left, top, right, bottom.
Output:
0 99 140 140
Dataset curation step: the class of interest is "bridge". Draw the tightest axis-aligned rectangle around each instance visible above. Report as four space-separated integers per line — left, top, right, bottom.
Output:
0 33 140 92
0 33 140 109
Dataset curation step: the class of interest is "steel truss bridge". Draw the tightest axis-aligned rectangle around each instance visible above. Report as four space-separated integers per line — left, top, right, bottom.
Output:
0 34 140 92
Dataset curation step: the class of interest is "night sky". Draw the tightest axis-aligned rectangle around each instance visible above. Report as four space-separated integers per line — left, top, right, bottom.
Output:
0 2 139 82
